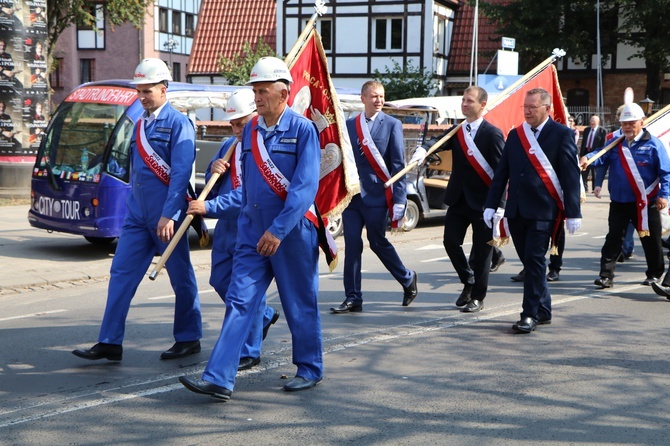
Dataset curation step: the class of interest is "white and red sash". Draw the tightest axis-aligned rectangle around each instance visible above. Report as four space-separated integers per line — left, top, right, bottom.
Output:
136 118 171 185
136 118 209 246
618 142 659 237
455 125 510 246
229 141 242 190
517 124 566 253
355 113 400 229
456 125 494 186
250 117 337 270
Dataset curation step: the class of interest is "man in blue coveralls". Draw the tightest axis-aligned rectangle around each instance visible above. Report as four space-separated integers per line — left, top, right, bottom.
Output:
72 58 202 361
186 88 280 371
179 56 323 401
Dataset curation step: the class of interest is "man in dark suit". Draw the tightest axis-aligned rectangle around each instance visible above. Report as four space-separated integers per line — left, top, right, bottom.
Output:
484 88 582 333
430 86 505 312
580 115 607 192
331 80 418 313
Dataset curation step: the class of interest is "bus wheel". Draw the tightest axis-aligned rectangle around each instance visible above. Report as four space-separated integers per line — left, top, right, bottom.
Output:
84 236 116 245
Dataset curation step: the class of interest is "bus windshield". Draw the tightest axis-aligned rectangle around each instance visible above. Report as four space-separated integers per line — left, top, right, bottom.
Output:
36 100 133 183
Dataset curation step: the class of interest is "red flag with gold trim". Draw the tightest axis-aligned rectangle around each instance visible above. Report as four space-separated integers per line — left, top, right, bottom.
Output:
286 28 359 271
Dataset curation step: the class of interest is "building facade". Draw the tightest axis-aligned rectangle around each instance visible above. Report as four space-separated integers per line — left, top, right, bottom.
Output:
50 0 202 107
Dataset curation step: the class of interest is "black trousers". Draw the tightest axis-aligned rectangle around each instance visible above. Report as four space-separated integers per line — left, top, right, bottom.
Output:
443 204 493 300
600 201 664 280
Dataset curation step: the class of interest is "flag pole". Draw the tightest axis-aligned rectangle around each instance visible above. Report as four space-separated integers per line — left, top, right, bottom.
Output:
385 49 567 188
149 142 236 281
284 0 327 69
584 102 670 167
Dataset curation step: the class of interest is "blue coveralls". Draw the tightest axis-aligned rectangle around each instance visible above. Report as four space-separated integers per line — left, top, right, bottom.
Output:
204 137 276 360
202 107 323 391
98 102 202 345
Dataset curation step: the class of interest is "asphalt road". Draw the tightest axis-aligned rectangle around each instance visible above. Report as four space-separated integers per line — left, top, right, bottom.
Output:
1 195 669 445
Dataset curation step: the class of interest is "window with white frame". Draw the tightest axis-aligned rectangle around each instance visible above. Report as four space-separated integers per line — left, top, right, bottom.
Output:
77 4 105 50
303 18 332 52
374 18 403 51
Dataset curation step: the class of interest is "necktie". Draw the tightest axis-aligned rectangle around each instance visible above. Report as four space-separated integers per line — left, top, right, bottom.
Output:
466 124 471 135
587 127 595 149
531 127 538 138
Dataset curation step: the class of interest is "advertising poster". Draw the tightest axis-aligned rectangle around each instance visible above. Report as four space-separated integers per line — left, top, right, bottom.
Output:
0 0 48 158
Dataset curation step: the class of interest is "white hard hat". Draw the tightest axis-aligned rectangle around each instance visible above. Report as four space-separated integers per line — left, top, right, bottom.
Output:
619 103 645 122
130 58 172 84
222 89 256 121
246 57 293 85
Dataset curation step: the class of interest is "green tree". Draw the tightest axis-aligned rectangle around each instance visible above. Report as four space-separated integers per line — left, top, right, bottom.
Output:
479 0 670 101
217 39 276 85
47 0 152 57
617 0 670 100
372 60 436 101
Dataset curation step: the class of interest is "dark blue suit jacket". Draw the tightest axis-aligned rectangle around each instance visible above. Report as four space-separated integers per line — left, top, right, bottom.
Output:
485 118 582 220
346 111 407 208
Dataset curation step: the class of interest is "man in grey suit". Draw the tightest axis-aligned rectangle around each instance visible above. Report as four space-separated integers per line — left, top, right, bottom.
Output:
484 88 582 333
331 80 419 313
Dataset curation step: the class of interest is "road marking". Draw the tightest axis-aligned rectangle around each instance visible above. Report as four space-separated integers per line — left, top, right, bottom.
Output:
0 310 67 322
0 283 642 428
148 289 217 300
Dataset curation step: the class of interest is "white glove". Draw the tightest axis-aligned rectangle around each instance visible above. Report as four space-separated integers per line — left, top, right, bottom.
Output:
566 218 582 234
409 147 427 165
392 203 405 221
483 208 496 229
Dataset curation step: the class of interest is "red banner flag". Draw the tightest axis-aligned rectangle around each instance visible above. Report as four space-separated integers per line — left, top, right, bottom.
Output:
484 64 568 137
286 28 359 220
646 107 670 153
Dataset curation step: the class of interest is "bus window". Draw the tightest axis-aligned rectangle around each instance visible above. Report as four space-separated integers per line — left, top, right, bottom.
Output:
104 116 133 182
38 101 128 182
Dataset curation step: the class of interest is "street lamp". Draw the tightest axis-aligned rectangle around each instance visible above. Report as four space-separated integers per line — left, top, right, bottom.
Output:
639 96 654 117
163 39 179 72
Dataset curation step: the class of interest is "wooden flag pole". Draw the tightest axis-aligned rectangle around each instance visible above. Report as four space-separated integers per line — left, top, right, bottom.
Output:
583 102 670 168
384 49 567 188
284 0 327 69
149 143 236 281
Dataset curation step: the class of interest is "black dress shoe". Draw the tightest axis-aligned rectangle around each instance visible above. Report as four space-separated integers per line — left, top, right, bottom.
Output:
537 314 552 325
511 269 525 282
461 299 483 313
490 256 506 272
512 317 537 333
546 270 560 282
594 277 613 289
179 376 232 400
651 281 670 299
455 284 473 307
402 271 418 306
263 310 280 340
642 276 660 286
72 342 122 361
331 300 363 313
283 376 322 392
238 356 261 371
160 340 201 360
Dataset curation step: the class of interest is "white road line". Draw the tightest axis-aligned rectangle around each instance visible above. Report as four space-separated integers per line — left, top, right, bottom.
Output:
0 284 632 428
148 289 217 300
0 310 68 322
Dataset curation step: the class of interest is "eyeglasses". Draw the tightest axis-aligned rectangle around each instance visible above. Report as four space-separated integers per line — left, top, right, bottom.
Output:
522 104 550 111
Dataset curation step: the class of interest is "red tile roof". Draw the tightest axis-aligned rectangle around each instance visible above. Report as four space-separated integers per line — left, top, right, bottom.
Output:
449 0 506 75
189 0 276 76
